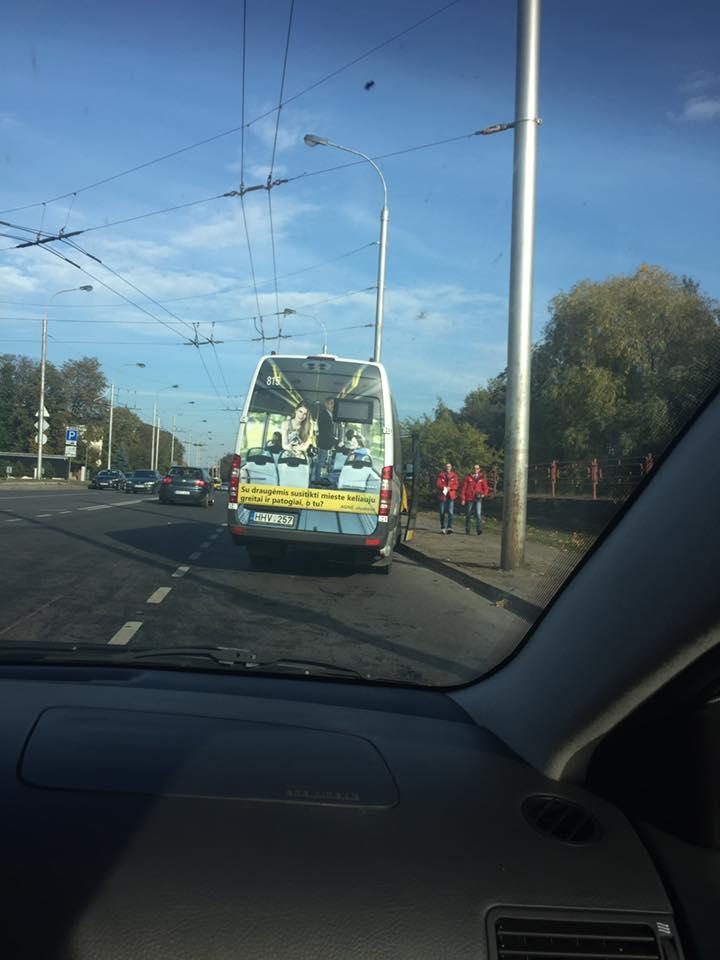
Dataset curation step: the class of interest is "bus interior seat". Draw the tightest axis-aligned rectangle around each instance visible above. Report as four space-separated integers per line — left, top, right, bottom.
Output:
277 451 310 488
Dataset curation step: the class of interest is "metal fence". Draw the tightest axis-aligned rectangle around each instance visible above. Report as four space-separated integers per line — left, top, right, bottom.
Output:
488 453 656 501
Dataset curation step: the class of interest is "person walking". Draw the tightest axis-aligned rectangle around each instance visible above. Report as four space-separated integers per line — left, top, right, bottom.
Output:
436 461 459 534
461 464 490 535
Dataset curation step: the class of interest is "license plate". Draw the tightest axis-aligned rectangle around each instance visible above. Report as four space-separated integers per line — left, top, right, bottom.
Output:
175 490 191 496
250 511 297 528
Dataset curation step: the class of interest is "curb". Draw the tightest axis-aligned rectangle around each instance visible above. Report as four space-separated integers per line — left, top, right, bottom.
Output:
397 541 542 624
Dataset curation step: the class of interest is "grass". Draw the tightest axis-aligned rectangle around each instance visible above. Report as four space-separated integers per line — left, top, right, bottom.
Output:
482 516 594 552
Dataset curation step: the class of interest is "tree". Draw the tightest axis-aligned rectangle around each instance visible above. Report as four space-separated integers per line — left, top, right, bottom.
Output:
403 405 500 503
459 373 507 450
531 264 720 460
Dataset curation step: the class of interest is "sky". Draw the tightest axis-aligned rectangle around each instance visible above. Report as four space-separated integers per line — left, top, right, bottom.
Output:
1 0 719 465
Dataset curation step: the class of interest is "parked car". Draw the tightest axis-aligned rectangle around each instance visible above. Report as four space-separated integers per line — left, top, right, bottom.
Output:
125 469 162 494
158 466 215 507
88 470 126 490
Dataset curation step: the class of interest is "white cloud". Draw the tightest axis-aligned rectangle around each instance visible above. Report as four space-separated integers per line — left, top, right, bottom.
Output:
680 70 720 93
0 264 38 292
171 194 316 250
682 96 720 121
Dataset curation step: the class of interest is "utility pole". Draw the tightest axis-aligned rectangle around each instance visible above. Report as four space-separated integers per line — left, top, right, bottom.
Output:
106 384 115 470
36 315 48 480
374 202 389 363
501 0 542 571
154 417 161 473
170 414 177 466
150 402 157 469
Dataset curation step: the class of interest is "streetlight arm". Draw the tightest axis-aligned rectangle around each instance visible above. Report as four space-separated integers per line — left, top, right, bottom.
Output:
323 141 388 208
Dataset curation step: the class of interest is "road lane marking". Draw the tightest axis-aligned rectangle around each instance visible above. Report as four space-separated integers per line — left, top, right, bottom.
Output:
58 510 72 515
172 566 190 578
146 587 172 605
0 493 90 501
188 552 201 560
200 541 211 549
80 504 113 511
4 518 22 523
0 595 64 637
108 621 143 646
209 534 219 540
216 526 224 532
36 513 53 517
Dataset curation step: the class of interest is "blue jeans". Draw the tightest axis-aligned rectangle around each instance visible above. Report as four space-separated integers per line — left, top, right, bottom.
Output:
465 498 483 532
439 498 454 529
313 447 331 482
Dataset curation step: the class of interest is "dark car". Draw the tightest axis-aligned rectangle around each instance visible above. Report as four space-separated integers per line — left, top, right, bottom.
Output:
126 469 162 494
158 466 215 507
89 469 125 490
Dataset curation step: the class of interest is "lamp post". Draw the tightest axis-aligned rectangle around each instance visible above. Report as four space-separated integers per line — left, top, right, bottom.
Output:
150 384 179 469
107 363 146 470
281 308 328 354
304 134 388 363
37 285 93 479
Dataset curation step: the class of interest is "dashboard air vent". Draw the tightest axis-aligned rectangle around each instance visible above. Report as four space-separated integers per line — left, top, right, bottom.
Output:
495 916 662 960
522 794 600 844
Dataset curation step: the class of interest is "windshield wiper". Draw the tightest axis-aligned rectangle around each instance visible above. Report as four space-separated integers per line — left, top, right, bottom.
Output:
0 643 370 680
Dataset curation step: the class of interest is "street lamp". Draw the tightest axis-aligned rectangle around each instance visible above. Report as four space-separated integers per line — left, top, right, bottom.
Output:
107 363 146 469
37 285 93 479
304 133 388 363
151 384 180 470
281 308 328 355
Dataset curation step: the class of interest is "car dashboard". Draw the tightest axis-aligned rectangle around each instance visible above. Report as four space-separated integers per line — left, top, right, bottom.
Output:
0 666 684 959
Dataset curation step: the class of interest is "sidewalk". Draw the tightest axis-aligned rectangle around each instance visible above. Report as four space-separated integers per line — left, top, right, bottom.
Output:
399 510 587 622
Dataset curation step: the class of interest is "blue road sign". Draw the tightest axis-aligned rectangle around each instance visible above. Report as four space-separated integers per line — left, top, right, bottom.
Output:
66 428 78 443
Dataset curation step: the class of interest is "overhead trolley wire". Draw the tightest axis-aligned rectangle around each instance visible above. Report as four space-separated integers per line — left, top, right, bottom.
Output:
0 0 463 216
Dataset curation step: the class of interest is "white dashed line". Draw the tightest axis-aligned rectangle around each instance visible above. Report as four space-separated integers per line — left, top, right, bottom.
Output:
58 510 72 515
80 504 113 511
5 518 22 523
172 565 190 578
108 621 143 646
36 513 52 517
216 526 224 532
146 587 172 605
209 534 219 540
199 541 211 549
188 552 201 560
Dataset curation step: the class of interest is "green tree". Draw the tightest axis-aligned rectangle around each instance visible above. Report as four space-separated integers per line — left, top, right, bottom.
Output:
531 264 720 460
459 372 507 450
403 404 500 504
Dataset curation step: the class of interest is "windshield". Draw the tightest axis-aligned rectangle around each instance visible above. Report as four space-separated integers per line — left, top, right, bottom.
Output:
1 1 718 686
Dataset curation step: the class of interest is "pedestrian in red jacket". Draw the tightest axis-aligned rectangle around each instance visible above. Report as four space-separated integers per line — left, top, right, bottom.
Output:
436 462 459 534
460 464 489 535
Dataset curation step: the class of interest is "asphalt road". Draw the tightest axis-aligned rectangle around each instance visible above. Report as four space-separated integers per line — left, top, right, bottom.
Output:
0 486 528 685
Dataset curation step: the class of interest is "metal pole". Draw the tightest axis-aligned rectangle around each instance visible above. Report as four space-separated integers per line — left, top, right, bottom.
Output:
106 384 115 470
37 313 48 480
170 414 176 466
303 137 388 363
500 0 541 571
155 417 161 473
374 205 389 363
150 402 157 469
